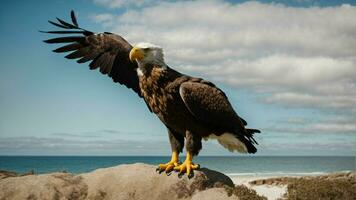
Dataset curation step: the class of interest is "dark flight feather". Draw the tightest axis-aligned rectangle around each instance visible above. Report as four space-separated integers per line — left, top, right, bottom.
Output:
48 20 71 29
65 48 88 59
42 11 142 96
56 17 77 29
240 117 248 126
44 36 85 44
77 52 99 63
70 10 79 27
40 30 86 34
53 43 81 53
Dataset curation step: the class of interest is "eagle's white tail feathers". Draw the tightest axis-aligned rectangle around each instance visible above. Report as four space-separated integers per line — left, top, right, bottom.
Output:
208 133 248 153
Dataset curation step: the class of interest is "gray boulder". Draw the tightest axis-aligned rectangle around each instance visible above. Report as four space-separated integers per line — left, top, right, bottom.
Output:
0 163 238 200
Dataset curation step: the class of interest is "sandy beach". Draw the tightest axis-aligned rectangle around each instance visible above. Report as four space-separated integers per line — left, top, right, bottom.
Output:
230 175 287 200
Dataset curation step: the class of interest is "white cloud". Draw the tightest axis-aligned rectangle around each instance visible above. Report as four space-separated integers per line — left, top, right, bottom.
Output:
266 117 356 134
90 13 116 27
0 136 169 155
311 123 356 133
93 0 156 9
264 91 356 110
1 135 354 155
262 141 356 152
91 1 356 133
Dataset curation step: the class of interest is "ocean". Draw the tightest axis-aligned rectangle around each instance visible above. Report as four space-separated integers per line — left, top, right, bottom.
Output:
0 156 355 176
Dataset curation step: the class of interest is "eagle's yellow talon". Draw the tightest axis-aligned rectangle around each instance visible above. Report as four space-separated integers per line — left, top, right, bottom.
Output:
157 161 179 173
174 152 200 177
165 163 175 172
174 161 199 177
157 151 179 173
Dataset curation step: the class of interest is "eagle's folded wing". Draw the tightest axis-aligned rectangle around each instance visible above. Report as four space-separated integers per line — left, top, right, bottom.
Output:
179 81 245 131
179 81 259 151
42 11 141 96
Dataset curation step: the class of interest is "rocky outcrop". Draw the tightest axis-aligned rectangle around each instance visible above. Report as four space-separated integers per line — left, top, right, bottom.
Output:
249 171 356 186
0 163 239 200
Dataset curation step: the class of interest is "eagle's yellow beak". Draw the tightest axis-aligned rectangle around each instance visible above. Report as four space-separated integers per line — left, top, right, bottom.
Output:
129 47 144 63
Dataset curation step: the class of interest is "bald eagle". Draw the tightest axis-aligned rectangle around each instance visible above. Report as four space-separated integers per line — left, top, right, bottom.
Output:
43 11 260 177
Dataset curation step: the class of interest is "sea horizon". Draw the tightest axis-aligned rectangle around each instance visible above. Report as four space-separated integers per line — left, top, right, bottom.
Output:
1 155 355 157
1 155 355 176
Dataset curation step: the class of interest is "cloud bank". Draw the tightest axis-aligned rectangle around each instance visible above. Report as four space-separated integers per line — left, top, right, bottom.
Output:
1 135 352 155
91 1 356 136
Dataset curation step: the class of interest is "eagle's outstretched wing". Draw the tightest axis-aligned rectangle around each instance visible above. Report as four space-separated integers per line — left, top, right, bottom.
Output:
42 11 141 96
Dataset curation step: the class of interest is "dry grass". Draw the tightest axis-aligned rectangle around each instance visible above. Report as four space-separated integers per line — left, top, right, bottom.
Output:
231 185 267 200
249 172 356 200
283 176 356 200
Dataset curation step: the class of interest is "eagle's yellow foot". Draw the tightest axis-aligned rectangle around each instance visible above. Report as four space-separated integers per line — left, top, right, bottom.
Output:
156 151 179 175
174 152 200 178
156 161 179 174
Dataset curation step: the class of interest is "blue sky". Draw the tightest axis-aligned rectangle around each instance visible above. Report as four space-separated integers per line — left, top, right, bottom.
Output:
0 0 355 156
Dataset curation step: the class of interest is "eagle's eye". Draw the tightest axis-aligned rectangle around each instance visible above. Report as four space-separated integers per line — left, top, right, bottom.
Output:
142 48 150 52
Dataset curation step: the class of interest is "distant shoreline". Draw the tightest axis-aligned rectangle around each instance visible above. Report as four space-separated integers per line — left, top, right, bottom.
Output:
1 156 354 176
227 170 353 177
1 155 355 157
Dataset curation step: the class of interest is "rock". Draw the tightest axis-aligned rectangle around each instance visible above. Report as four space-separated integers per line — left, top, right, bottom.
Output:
0 163 239 200
0 170 36 180
0 170 19 180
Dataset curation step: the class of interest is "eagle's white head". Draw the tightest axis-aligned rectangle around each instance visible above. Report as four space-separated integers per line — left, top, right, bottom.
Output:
129 42 166 74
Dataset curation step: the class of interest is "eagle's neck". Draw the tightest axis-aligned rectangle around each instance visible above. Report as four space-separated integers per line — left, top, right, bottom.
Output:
138 65 171 113
137 61 167 77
